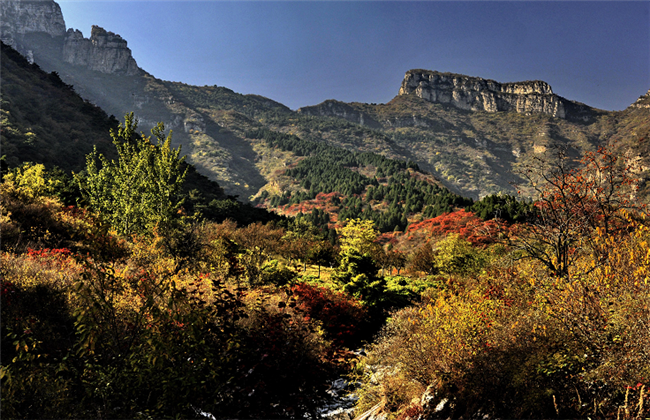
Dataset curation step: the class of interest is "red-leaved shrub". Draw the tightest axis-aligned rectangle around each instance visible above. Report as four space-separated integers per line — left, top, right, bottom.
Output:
291 283 367 347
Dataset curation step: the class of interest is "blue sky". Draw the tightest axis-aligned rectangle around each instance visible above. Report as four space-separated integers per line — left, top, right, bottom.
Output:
57 1 649 111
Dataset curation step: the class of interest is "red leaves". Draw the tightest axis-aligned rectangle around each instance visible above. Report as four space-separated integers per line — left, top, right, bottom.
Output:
26 247 72 258
26 247 77 269
290 283 366 346
408 210 504 246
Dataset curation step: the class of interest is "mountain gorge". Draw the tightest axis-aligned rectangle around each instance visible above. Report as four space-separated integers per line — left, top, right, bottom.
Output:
1 0 648 204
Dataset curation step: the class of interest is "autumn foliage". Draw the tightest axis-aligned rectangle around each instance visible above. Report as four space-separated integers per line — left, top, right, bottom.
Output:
407 209 504 246
290 283 367 347
3 145 649 420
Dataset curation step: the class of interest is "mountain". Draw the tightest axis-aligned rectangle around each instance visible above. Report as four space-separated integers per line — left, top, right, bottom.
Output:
297 75 648 199
1 39 474 233
1 40 294 227
1 23 474 234
1 0 648 204
0 40 117 171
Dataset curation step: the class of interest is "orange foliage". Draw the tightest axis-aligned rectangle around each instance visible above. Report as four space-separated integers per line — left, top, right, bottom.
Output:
407 210 504 246
279 192 344 224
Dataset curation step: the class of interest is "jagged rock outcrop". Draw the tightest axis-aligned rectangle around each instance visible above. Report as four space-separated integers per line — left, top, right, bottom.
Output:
630 89 650 109
0 0 66 46
399 70 567 118
0 1 139 75
0 0 66 62
297 100 382 128
62 26 140 75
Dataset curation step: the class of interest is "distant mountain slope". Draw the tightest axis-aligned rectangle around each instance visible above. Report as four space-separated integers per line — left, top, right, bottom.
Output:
297 75 648 199
1 41 116 171
607 89 650 197
2 0 647 203
0 42 233 219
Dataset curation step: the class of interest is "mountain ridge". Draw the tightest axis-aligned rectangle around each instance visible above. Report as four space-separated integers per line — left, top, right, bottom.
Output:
398 69 570 118
1 0 648 202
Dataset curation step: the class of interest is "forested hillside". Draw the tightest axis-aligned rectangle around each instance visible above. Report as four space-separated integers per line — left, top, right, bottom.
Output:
1 41 116 171
0 41 278 227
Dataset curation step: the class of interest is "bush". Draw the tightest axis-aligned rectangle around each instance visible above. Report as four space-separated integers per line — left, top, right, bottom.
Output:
354 219 650 419
291 282 367 348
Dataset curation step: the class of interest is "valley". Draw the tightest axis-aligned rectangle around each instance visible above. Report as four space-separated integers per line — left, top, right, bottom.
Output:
1 1 649 419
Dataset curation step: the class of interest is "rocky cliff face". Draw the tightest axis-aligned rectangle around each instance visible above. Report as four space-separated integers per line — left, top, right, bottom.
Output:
0 0 140 76
0 0 66 44
0 0 66 61
399 70 567 118
63 26 140 76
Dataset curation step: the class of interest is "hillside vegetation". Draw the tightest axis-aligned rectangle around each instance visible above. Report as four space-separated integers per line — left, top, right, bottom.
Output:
2 20 650 419
16 30 649 203
2 115 649 419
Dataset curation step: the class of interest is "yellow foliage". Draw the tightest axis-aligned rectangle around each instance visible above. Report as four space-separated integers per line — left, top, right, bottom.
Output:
338 218 379 256
2 163 60 200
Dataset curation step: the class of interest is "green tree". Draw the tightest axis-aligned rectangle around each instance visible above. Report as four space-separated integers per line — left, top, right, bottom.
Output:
2 162 60 200
80 113 187 236
338 218 380 257
435 233 486 275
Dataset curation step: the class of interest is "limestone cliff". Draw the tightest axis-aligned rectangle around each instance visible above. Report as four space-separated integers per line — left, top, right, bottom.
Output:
0 0 65 61
0 0 66 44
0 0 140 76
399 70 567 118
63 26 140 76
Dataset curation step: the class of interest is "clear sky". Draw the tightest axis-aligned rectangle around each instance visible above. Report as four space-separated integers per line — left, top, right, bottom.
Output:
57 1 649 111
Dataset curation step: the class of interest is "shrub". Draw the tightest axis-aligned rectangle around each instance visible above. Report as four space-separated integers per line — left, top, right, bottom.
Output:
354 219 650 419
290 282 367 348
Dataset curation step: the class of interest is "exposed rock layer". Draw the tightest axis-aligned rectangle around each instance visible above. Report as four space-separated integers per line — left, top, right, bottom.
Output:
0 0 66 46
62 26 139 75
631 89 650 109
399 70 567 118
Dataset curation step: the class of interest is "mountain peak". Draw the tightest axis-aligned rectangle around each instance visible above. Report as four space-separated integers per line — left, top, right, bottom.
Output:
399 69 566 118
62 25 140 75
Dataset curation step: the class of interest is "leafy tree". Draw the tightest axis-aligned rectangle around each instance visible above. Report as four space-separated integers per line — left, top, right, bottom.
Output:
513 145 644 277
80 113 187 236
434 233 486 275
338 218 380 257
408 242 438 276
306 240 337 278
333 249 384 302
2 162 60 200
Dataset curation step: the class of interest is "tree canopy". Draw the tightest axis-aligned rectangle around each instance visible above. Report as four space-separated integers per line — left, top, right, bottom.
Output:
80 113 187 236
